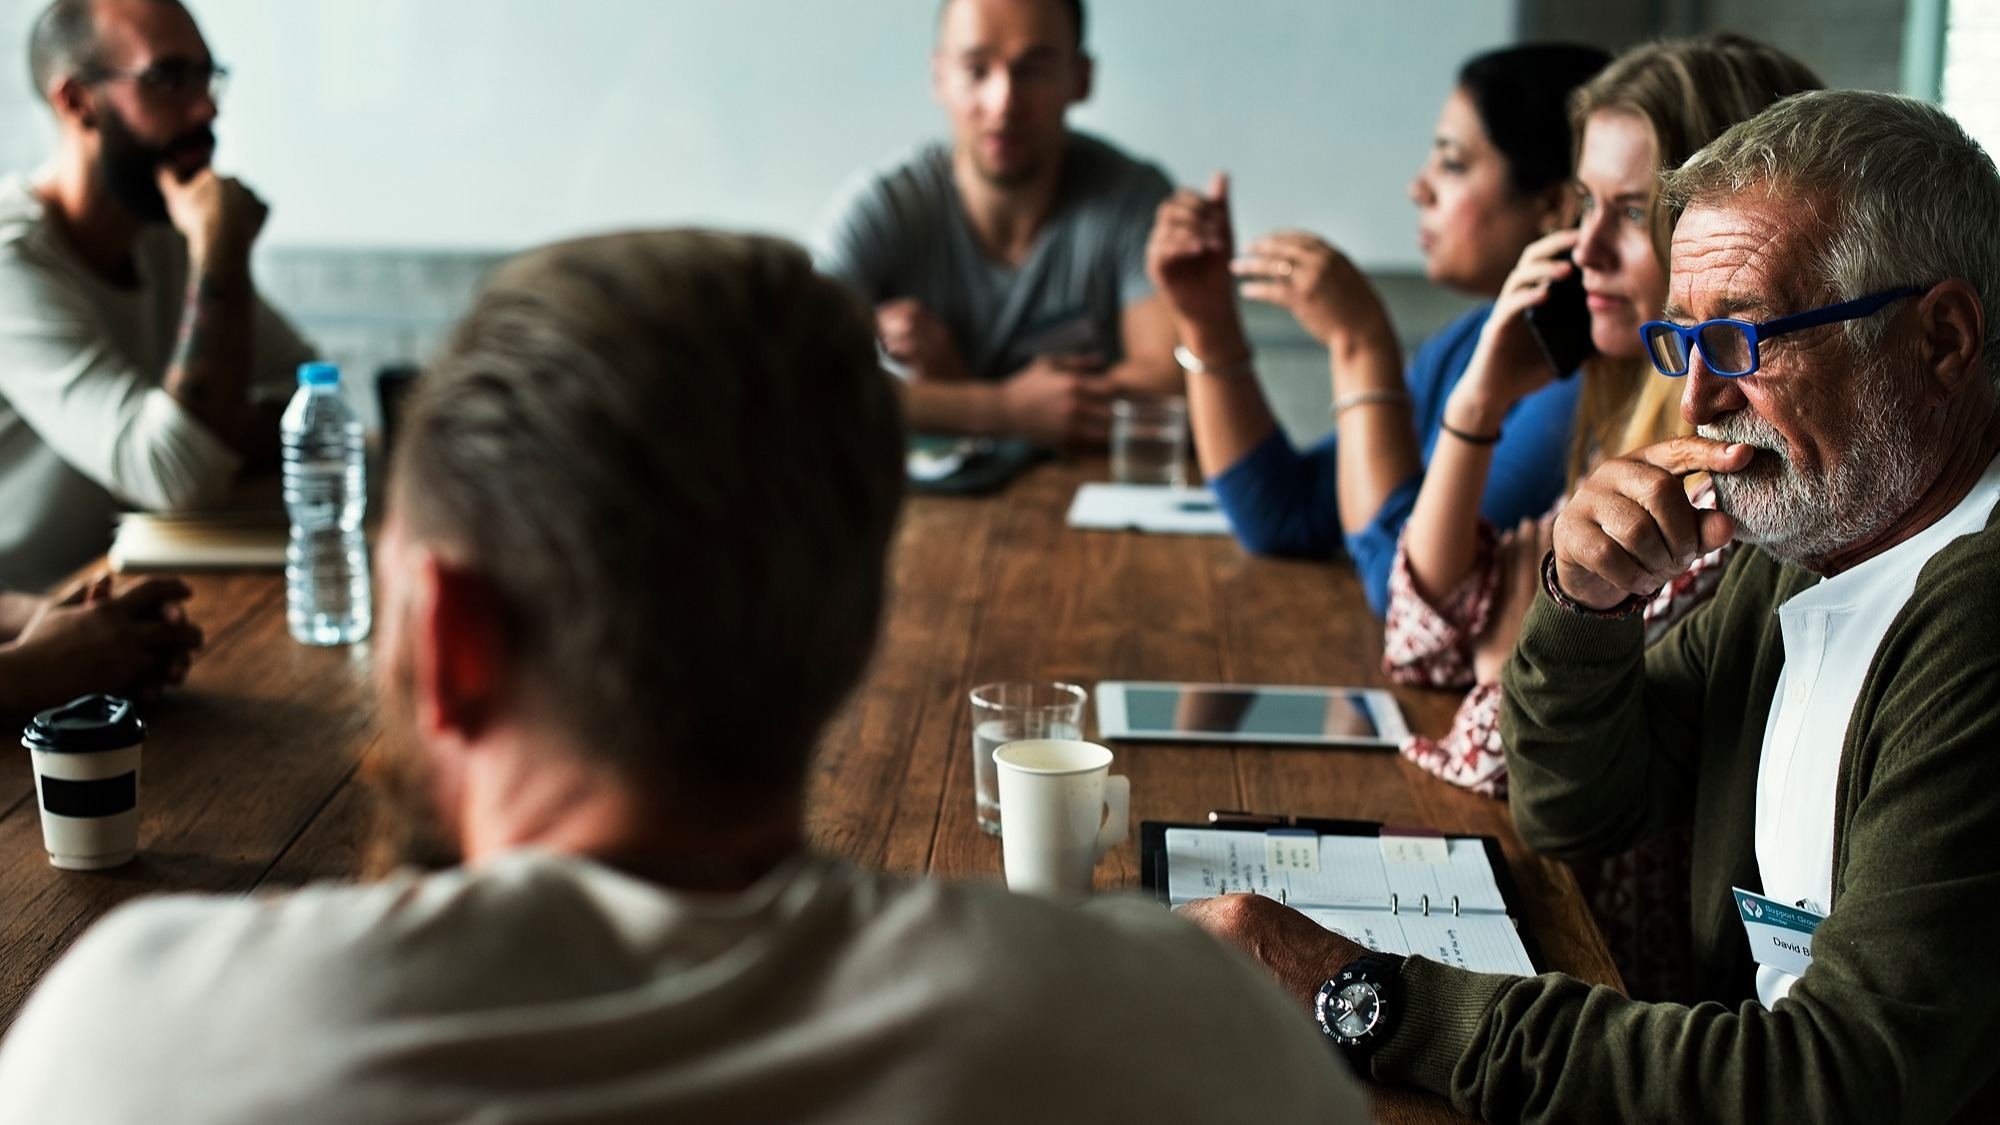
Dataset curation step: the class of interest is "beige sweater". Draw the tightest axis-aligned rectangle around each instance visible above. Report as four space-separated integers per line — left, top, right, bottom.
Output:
0 850 1369 1123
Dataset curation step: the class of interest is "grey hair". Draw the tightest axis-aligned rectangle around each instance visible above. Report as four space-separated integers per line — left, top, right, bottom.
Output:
1661 89 2000 383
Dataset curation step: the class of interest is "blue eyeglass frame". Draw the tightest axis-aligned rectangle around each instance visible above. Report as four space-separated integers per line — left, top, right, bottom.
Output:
1640 284 1929 378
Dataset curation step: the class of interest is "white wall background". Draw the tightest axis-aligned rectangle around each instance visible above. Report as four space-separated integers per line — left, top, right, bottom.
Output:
1946 0 2000 159
0 0 1509 269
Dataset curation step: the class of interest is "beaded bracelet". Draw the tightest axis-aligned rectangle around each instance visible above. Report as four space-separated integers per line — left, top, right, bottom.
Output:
1439 420 1502 446
1538 550 1647 620
1329 388 1413 418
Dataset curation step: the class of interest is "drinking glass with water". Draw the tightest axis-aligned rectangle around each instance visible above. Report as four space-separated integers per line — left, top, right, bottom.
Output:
1111 396 1189 488
967 682 1087 835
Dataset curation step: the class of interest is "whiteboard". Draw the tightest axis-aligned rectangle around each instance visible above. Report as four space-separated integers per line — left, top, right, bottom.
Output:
11 0 1514 268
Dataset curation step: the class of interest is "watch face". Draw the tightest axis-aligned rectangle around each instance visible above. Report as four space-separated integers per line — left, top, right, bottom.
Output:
1317 976 1383 1043
1332 982 1380 1038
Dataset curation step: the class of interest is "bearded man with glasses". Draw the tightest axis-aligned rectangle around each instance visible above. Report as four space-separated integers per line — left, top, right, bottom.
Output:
0 0 312 591
1181 90 2000 1123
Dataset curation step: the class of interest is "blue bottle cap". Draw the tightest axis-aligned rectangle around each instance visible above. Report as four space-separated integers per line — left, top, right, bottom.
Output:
298 362 341 387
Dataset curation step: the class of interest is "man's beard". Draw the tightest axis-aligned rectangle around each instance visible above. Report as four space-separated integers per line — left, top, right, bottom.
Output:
95 105 214 224
360 629 464 879
1697 354 1935 568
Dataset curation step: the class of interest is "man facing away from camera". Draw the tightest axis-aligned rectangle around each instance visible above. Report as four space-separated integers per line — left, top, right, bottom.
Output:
0 230 1368 1124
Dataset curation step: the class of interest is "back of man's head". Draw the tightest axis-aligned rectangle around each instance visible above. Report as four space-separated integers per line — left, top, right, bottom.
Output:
390 230 905 798
1664 89 2000 382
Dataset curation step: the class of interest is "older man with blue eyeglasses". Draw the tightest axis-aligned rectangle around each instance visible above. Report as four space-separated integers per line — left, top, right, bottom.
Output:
1180 88 2000 1123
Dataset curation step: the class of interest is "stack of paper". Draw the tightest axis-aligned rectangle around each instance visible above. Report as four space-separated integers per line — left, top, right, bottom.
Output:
1065 483 1232 536
109 512 288 573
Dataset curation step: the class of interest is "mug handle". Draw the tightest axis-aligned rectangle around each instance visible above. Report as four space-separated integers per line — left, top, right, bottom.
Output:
1096 774 1130 857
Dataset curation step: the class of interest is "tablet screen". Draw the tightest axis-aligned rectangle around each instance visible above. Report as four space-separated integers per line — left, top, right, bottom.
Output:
1122 687 1380 739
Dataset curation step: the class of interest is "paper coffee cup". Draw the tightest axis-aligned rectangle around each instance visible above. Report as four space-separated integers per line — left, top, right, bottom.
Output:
24 695 146 870
994 739 1129 902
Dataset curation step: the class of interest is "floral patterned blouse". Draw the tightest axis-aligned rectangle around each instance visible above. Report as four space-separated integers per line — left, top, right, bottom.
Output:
1381 480 1734 798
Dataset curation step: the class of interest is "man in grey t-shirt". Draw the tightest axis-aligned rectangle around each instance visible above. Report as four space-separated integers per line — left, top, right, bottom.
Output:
816 0 1180 446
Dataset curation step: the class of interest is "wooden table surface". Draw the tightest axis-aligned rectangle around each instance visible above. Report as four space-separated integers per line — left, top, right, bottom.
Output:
0 457 1620 1123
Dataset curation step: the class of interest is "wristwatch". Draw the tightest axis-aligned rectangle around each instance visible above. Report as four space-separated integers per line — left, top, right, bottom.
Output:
1314 952 1405 1064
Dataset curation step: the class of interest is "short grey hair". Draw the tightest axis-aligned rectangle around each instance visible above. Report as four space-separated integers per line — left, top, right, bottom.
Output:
1661 89 2000 382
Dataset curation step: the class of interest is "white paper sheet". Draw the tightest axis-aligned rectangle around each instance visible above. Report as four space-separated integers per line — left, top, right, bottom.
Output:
1065 484 1232 536
1298 909 1536 975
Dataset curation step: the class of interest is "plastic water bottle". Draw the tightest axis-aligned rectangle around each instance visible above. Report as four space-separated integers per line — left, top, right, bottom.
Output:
282 362 371 645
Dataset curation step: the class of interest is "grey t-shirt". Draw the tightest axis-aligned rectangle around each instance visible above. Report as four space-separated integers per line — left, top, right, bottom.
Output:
816 132 1171 380
0 851 1369 1124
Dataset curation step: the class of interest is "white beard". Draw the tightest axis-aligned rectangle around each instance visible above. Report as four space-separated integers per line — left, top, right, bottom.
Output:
1697 361 1933 567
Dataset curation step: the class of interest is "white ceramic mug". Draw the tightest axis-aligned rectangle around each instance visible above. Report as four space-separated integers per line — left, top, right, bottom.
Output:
994 739 1129 901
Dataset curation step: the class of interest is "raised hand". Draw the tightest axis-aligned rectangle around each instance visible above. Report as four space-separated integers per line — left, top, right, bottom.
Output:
1146 172 1243 355
1446 228 1583 433
1234 231 1392 350
1552 436 1750 610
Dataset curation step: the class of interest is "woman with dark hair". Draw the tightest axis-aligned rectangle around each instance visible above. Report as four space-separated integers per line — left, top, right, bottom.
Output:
1147 44 1609 615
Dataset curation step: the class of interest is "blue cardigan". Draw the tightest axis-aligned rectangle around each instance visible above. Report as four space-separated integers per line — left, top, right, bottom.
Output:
1209 304 1581 616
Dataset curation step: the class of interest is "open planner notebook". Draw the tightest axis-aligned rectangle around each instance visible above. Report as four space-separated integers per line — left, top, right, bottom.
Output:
1142 821 1539 975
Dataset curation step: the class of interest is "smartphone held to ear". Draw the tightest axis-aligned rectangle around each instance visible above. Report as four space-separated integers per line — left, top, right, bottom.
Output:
1523 254 1594 379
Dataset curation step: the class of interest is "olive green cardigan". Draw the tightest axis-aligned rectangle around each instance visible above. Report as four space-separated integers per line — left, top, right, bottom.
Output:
1369 513 2000 1123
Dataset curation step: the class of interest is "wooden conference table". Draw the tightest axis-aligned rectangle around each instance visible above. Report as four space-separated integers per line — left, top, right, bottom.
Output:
0 457 1620 1123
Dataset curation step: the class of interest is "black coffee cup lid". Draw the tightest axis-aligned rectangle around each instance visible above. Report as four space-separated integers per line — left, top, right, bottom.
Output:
22 694 145 752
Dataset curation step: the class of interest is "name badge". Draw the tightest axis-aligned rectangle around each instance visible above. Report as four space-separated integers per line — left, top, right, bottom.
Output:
1733 887 1826 977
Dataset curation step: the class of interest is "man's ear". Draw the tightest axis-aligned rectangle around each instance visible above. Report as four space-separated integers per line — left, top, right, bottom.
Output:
1916 278 1986 398
50 76 96 130
411 557 510 747
1071 51 1093 105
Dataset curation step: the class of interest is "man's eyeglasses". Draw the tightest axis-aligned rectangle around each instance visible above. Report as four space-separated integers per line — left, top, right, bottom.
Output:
1640 285 1928 378
79 59 228 104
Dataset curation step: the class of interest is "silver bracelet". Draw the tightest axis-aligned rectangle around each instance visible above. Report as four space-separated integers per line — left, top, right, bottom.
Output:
1329 388 1413 418
1174 344 1256 380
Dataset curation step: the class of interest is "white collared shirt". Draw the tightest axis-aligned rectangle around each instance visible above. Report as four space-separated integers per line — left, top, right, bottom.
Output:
1753 451 2000 1008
